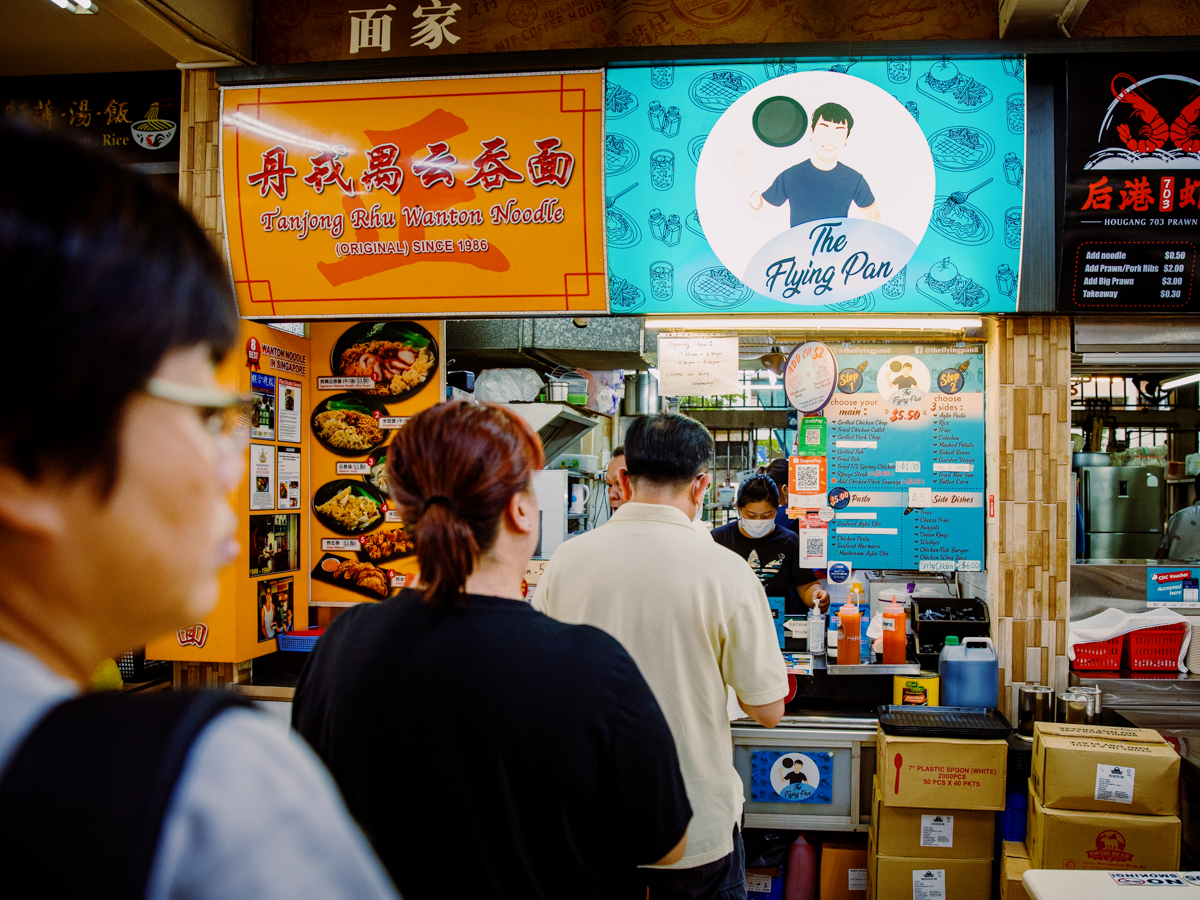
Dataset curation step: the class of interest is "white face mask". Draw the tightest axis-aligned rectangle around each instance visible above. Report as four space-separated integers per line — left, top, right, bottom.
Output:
740 517 776 539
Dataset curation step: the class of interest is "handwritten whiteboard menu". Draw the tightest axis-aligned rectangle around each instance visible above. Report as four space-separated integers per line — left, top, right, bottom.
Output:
824 344 985 571
657 335 740 397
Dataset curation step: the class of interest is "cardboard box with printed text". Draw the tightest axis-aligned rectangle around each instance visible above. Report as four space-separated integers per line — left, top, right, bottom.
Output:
1000 840 1031 900
876 727 1007 810
1031 722 1180 816
1026 784 1181 870
866 830 991 900
870 775 994 859
819 840 867 900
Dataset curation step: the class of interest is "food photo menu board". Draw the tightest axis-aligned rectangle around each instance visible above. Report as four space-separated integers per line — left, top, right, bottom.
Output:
812 343 985 572
1059 53 1200 312
605 57 1026 315
308 319 444 605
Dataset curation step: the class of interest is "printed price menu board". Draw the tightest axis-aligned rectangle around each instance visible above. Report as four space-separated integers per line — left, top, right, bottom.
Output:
822 343 985 571
1060 54 1200 312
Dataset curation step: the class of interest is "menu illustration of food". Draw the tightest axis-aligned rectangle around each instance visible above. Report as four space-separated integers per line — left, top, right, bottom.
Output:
309 319 443 604
1059 53 1200 312
814 343 985 571
605 57 1025 315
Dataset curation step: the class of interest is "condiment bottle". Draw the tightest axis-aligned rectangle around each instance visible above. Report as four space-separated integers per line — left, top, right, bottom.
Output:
647 100 665 132
837 602 861 666
648 208 666 241
882 596 907 665
784 834 817 900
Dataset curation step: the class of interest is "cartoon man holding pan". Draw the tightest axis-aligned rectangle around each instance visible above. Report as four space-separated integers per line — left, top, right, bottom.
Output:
751 102 881 227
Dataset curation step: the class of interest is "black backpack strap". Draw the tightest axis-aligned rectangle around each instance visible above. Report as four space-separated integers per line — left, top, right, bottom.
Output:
0 689 249 900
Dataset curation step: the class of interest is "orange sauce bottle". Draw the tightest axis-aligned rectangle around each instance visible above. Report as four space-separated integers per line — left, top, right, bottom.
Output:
837 602 861 666
882 597 907 665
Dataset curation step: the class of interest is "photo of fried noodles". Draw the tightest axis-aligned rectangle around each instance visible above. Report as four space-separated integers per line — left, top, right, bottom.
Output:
340 341 435 398
314 408 384 451
315 485 381 532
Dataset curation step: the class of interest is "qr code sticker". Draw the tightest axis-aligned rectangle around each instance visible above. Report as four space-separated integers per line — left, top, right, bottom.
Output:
795 464 820 492
804 427 821 445
806 537 825 557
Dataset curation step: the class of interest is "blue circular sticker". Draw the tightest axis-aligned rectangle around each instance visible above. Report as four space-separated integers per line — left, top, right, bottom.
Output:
828 486 851 509
827 562 851 584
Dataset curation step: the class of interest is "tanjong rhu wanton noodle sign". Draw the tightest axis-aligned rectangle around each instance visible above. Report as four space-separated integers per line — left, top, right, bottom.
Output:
605 57 1026 315
221 72 606 319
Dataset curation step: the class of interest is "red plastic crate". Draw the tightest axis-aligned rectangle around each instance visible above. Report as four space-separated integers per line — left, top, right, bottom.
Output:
1123 622 1187 671
1072 635 1123 671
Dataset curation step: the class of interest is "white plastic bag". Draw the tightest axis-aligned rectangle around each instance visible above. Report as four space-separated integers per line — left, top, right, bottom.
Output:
473 368 544 402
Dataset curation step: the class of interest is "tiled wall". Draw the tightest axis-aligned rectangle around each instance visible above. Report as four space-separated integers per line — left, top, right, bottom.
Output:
178 68 225 263
985 316 1073 723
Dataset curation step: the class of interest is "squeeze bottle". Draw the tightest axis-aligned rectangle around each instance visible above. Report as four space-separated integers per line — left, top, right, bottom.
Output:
807 604 825 654
837 602 861 666
881 596 907 665
784 834 817 900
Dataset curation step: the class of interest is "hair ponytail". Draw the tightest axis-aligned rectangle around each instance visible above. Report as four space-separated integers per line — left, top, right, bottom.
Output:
386 402 544 608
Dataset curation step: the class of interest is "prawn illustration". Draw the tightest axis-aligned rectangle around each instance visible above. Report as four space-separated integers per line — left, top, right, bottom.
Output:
1170 89 1200 152
1112 73 1169 153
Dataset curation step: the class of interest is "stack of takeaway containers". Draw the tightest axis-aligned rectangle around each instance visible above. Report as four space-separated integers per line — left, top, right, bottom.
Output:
867 726 1007 900
1025 722 1181 871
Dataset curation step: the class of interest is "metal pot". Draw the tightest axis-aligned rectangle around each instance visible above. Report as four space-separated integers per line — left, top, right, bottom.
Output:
546 381 569 402
623 372 659 415
1073 452 1111 468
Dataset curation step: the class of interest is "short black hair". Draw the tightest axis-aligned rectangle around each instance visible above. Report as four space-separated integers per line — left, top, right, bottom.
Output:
812 101 854 136
612 445 625 458
624 414 713 488
737 474 780 509
0 122 238 491
765 458 789 488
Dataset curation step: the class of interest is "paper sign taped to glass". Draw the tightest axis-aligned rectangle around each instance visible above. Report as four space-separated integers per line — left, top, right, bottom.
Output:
605 57 1025 314
750 750 834 803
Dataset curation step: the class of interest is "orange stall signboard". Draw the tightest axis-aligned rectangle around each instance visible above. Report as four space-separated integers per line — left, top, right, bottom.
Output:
221 71 607 319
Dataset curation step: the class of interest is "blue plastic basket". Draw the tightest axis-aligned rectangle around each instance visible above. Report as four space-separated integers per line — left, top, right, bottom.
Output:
276 628 323 653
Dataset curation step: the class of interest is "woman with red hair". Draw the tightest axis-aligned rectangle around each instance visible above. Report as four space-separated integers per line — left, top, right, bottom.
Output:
293 402 690 899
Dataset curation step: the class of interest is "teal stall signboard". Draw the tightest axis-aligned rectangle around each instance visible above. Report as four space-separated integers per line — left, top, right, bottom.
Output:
605 57 1026 315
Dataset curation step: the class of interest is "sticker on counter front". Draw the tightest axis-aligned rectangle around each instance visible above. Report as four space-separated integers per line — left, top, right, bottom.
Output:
745 873 773 894
250 372 276 441
749 750 833 803
827 561 852 585
912 869 945 900
321 538 362 551
337 462 370 475
1095 764 1136 804
276 377 302 443
920 814 954 847
848 870 867 892
1146 567 1200 607
317 376 374 390
379 416 409 430
276 446 301 510
250 443 275 510
1111 874 1190 886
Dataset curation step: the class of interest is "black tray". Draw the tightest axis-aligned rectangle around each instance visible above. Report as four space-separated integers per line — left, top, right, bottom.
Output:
877 705 1011 739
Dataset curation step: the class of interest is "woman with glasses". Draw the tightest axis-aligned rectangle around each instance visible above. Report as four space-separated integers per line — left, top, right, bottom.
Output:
711 475 829 614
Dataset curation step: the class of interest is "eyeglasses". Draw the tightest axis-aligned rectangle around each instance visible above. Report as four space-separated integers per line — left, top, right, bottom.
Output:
145 377 253 439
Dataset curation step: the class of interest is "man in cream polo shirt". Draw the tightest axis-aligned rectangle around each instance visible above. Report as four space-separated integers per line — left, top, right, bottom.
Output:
534 414 788 900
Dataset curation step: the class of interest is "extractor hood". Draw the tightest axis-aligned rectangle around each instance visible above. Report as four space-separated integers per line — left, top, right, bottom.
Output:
495 402 599 462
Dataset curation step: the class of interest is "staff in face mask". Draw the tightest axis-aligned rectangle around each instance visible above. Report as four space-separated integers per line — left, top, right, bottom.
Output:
711 475 830 614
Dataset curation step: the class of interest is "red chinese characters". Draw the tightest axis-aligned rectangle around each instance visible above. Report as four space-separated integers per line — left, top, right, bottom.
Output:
1081 176 1112 211
526 137 574 187
1180 177 1200 209
303 147 355 195
361 143 404 195
465 137 525 192
412 141 457 188
247 145 298 199
1118 176 1154 211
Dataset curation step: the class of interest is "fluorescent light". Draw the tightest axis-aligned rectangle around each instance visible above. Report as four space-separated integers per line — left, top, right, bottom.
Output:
644 316 983 331
49 0 71 7
1080 353 1200 366
1163 372 1200 391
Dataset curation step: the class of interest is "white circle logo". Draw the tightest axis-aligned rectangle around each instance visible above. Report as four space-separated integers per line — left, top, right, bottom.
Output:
770 753 822 801
697 71 935 306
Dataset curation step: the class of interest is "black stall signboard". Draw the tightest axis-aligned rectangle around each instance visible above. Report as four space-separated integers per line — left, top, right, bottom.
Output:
0 70 181 169
1060 55 1200 313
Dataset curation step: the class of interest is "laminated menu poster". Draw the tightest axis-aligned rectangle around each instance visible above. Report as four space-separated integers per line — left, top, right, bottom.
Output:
605 57 1025 315
819 343 984 571
1060 54 1200 313
308 319 442 604
749 749 833 803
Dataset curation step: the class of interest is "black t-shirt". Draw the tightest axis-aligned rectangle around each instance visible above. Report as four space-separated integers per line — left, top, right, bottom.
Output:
710 522 817 613
292 590 690 900
893 374 918 389
762 160 875 227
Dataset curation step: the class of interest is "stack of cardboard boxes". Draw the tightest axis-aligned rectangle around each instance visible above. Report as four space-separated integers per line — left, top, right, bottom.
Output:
1025 722 1181 871
867 727 1007 899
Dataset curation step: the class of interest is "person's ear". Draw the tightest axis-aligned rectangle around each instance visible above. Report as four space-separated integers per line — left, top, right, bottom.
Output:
618 467 633 500
0 466 69 539
506 488 538 536
695 472 713 504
